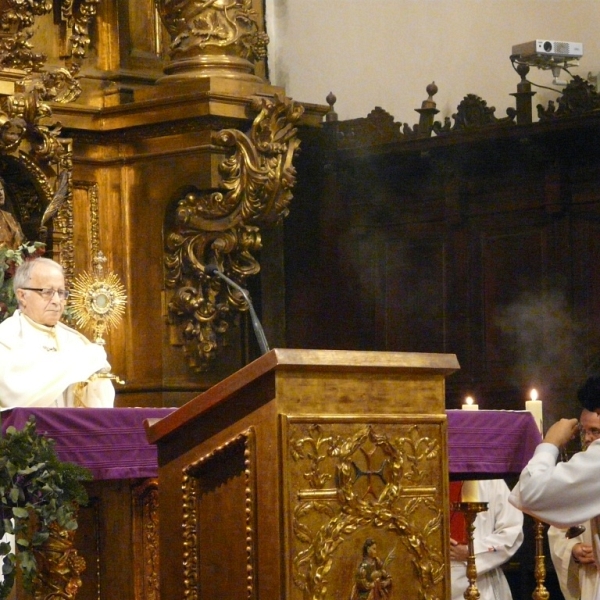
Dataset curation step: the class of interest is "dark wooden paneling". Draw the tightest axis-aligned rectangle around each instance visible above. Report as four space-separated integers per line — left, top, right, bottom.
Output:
285 116 600 416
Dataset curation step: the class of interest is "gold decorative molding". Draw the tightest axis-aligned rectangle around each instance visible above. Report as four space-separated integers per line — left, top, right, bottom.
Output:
57 0 101 72
165 94 304 371
286 419 446 600
155 0 269 81
182 429 257 600
133 479 160 600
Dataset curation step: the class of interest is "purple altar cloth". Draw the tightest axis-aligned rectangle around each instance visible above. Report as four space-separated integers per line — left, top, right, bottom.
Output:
1 407 176 480
0 408 541 481
447 410 542 478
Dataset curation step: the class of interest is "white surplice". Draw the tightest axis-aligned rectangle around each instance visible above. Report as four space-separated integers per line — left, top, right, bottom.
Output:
0 310 114 408
451 479 524 600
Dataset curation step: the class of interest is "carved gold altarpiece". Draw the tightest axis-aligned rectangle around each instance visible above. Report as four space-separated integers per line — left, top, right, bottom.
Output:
146 349 459 600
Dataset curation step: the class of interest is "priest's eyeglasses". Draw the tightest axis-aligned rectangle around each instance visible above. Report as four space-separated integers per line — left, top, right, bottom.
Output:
21 287 70 300
579 425 600 441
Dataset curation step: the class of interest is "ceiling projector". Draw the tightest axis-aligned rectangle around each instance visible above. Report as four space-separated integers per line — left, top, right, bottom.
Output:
512 40 583 61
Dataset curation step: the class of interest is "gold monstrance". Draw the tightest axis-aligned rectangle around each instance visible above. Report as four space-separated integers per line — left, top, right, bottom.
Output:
69 251 127 382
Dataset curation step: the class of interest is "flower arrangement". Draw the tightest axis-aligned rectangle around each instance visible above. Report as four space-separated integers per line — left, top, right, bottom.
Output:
0 241 45 322
0 416 92 599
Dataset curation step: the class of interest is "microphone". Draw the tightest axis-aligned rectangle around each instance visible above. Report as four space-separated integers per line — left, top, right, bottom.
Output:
205 264 270 355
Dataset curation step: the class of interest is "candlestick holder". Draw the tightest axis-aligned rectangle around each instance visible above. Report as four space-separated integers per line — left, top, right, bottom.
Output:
532 518 550 600
452 501 489 600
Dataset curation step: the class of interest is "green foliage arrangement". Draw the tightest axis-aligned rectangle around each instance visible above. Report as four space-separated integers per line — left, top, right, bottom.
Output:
0 242 46 322
0 416 92 599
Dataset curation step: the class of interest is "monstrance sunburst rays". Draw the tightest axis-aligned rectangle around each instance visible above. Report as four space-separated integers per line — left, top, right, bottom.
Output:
69 251 127 383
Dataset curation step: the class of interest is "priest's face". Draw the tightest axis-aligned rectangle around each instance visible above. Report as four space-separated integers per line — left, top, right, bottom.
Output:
579 408 600 450
17 263 66 326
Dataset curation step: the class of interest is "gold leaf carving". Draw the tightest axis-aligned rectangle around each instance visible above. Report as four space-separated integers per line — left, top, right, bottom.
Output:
289 422 445 600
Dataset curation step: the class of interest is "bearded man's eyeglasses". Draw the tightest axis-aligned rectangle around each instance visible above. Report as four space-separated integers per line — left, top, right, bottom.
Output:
21 287 70 300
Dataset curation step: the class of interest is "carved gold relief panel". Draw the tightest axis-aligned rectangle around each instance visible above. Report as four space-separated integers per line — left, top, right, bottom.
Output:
283 416 448 600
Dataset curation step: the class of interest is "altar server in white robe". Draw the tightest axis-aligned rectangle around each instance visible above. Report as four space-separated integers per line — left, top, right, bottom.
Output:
450 479 524 600
510 376 600 600
0 257 114 408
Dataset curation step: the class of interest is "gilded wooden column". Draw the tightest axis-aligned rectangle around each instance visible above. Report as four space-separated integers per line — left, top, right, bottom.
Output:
155 0 268 82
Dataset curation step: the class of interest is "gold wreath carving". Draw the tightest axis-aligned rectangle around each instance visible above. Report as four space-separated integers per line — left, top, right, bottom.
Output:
289 424 445 600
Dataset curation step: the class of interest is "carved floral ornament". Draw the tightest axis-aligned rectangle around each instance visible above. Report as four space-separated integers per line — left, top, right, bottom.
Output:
0 0 103 258
165 94 304 371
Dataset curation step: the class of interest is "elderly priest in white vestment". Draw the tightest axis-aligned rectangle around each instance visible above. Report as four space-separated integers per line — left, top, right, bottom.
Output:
0 257 115 408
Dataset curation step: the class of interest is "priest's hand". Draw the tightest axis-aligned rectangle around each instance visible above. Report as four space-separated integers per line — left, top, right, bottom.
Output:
543 418 579 448
572 542 595 565
449 539 468 561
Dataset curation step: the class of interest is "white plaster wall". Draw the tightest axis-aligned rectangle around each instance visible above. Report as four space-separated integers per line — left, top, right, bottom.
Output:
264 0 600 123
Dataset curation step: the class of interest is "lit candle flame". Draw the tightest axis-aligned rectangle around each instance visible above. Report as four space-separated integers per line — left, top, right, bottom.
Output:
465 396 474 406
530 388 538 402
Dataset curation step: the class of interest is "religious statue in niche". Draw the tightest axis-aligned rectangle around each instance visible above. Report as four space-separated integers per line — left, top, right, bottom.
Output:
349 538 394 600
0 175 24 249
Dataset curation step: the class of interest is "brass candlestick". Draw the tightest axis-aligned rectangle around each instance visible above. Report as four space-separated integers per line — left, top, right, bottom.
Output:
452 501 489 600
532 519 550 600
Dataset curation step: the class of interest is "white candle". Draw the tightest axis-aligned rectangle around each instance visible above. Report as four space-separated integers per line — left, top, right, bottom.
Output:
526 388 543 434
462 396 479 411
461 480 480 502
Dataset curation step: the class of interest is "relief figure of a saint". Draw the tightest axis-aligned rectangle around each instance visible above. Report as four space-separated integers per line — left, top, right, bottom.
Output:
350 538 393 600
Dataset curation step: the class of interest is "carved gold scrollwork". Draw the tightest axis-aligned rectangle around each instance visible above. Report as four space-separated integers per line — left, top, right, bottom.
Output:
0 0 51 73
0 0 99 102
58 0 100 72
289 423 445 600
165 94 304 371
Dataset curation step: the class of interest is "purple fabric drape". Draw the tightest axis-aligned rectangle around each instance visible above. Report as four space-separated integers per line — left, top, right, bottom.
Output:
0 408 541 480
447 409 542 479
1 407 176 480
